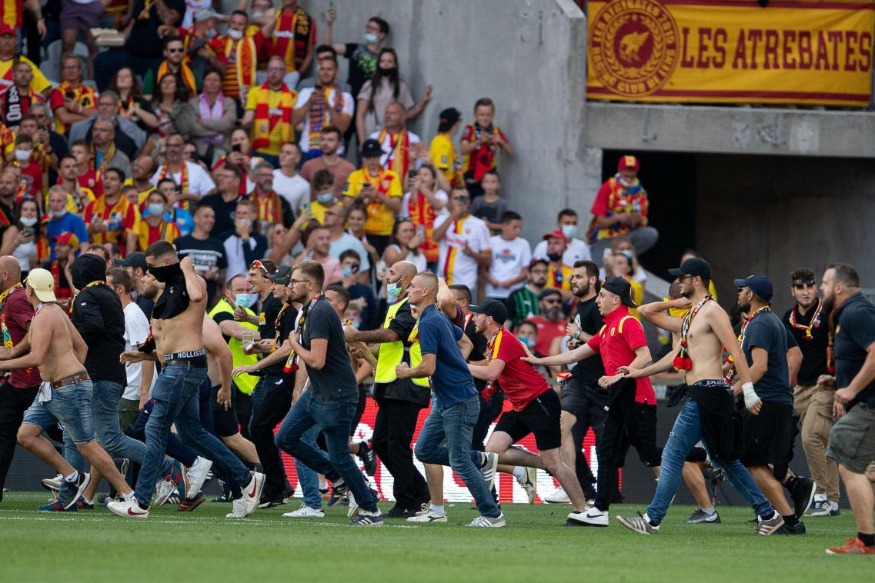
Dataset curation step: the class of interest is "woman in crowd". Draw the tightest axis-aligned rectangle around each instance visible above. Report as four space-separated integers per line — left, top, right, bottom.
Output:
108 66 158 130
381 218 426 273
184 69 237 166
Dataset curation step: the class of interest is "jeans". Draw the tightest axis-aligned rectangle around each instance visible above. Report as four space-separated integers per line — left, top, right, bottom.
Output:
276 390 378 513
0 383 39 496
134 364 251 506
22 380 96 445
646 399 774 525
414 395 501 518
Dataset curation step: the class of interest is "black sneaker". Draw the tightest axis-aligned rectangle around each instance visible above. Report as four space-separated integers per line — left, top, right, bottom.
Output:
384 505 416 519
776 521 807 535
258 493 288 509
789 476 816 520
357 441 377 476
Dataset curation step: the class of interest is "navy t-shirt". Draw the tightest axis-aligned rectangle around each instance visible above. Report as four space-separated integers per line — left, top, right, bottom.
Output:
301 297 358 398
834 293 875 408
741 310 793 405
418 304 478 410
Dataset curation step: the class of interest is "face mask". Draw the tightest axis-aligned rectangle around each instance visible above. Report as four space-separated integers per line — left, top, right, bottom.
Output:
547 252 562 262
14 149 31 162
378 67 397 76
235 293 255 309
317 193 335 205
342 267 353 277
561 225 578 239
147 203 165 217
519 336 534 348
228 29 244 40
387 279 404 298
204 28 217 39
148 262 183 283
363 33 378 44
51 209 67 219
237 218 253 227
19 216 37 227
252 11 264 18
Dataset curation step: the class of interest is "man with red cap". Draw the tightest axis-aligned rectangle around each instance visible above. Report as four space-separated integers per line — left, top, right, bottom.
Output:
588 155 658 266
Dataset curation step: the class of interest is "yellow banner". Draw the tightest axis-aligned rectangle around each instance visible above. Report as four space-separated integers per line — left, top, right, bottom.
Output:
586 0 875 106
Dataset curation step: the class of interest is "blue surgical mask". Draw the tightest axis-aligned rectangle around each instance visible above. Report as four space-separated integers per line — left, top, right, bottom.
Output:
204 28 217 39
386 279 404 298
561 225 578 239
342 267 353 277
317 193 335 205
235 293 255 309
519 336 534 348
147 203 165 217
363 33 378 44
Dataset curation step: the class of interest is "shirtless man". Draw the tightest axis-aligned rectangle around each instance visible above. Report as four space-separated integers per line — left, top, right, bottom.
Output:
108 241 264 519
612 257 785 535
6 269 136 514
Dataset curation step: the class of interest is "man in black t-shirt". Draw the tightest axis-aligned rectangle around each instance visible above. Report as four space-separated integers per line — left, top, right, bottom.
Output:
782 268 838 517
175 205 228 307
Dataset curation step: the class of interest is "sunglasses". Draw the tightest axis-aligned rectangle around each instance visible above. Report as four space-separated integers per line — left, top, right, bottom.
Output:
167 48 185 53
543 298 562 305
249 260 268 273
793 280 816 289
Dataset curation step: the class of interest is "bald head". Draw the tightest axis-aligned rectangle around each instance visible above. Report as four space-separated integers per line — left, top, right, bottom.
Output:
394 261 418 280
413 272 438 298
0 256 21 292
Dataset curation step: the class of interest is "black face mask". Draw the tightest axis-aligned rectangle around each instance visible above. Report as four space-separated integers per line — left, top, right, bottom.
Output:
547 252 562 262
149 262 183 283
378 66 397 76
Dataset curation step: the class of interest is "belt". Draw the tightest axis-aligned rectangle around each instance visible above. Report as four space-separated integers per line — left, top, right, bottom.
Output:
164 356 208 369
164 349 206 361
51 372 90 389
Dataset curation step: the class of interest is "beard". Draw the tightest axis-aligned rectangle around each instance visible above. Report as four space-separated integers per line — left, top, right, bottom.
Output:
545 307 563 321
573 282 590 298
821 293 835 314
738 299 751 314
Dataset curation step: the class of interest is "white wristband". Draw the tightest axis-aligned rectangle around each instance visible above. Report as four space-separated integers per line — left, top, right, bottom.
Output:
742 382 759 408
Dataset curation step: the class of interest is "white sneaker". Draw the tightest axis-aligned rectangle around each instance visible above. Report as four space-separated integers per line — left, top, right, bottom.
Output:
407 508 447 523
283 504 325 518
516 467 538 504
226 497 248 519
479 452 499 491
108 497 149 519
467 513 506 528
544 486 570 504
154 479 177 506
347 492 360 518
242 471 266 516
41 474 63 492
573 506 609 527
185 457 212 499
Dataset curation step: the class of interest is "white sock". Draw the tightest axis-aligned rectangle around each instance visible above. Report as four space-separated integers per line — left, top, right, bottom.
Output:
512 466 527 479
64 470 79 482
430 504 445 515
124 491 135 501
701 507 716 515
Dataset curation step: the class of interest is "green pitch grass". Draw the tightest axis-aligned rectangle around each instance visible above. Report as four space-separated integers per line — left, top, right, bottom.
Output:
0 492 870 582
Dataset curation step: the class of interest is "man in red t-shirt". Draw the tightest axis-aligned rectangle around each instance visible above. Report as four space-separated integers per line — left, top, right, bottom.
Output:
0 256 42 500
527 288 567 356
467 298 591 526
526 276 663 527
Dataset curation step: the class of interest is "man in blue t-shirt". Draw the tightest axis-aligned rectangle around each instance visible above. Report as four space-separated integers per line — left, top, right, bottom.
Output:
734 275 813 535
821 264 875 555
45 186 88 259
397 271 505 527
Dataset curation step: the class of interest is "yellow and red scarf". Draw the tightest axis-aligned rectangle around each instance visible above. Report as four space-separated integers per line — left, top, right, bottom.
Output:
376 128 411 180
220 35 257 99
306 85 345 150
251 82 295 152
252 189 283 228
406 191 438 264
90 141 118 185
271 8 312 72
156 60 197 99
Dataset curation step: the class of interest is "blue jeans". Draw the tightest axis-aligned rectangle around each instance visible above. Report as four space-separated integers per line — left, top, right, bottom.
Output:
646 399 774 525
275 390 377 513
134 364 251 506
248 374 282 435
91 380 170 474
22 381 95 445
414 395 501 518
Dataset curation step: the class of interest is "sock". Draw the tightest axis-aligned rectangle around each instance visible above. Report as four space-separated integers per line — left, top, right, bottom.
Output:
512 466 526 479
759 510 778 521
430 503 445 515
701 507 716 516
783 514 799 526
643 513 658 527
64 470 79 483
859 533 875 547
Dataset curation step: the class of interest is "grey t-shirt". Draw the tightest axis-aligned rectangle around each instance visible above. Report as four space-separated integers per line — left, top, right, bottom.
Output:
301 297 358 398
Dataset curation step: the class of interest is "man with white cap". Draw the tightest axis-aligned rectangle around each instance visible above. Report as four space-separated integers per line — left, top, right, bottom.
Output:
4 268 138 514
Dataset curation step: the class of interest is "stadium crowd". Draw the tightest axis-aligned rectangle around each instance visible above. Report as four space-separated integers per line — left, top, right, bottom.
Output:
0 0 872 554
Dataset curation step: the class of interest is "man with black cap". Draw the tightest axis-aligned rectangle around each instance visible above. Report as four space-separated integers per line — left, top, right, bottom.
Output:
430 107 463 188
343 138 402 256
525 275 662 527
614 258 785 536
468 298 592 525
116 252 154 319
732 274 812 535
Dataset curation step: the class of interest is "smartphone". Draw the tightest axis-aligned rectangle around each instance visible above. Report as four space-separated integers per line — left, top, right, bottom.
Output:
416 225 425 238
24 226 35 237
408 169 416 180
232 144 242 153
65 90 75 100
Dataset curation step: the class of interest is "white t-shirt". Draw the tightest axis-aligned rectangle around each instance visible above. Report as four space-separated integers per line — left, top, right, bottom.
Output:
295 87 354 153
532 237 592 266
486 236 532 299
368 129 421 171
150 161 216 199
329 232 371 272
400 190 449 218
183 0 212 28
122 302 153 401
272 170 310 214
434 214 491 293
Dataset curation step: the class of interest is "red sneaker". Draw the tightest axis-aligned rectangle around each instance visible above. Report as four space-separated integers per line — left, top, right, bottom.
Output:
826 538 875 555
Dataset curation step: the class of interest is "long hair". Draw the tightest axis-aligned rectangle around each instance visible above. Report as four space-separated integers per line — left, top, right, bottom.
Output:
108 67 144 102
368 48 401 115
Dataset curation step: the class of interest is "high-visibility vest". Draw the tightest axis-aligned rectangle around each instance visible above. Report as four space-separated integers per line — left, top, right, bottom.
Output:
373 297 429 387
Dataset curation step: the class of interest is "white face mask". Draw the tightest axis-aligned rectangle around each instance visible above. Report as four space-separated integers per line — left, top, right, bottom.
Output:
228 29 244 40
14 149 32 162
363 33 378 44
235 293 255 309
19 216 38 227
147 203 165 217
561 225 578 239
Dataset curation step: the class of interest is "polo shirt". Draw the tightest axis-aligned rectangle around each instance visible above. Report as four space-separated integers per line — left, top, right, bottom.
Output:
490 327 551 411
587 305 655 404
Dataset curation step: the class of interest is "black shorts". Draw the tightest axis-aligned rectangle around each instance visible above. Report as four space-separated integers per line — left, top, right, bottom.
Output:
740 401 794 467
494 389 562 451
560 376 609 416
210 383 240 438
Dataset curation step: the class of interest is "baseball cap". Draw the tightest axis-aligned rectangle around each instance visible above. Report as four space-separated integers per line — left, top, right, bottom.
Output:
194 8 221 22
438 107 461 126
733 274 774 301
601 276 637 308
25 268 57 303
668 257 712 280
468 298 508 326
617 155 640 172
269 264 293 285
360 139 383 158
542 229 567 242
115 252 147 272
0 25 15 37
52 231 79 248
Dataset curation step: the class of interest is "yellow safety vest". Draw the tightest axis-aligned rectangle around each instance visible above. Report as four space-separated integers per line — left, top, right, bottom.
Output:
374 297 429 387
209 299 260 395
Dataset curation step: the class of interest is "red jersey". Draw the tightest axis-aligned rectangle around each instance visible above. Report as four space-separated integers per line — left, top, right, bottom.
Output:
528 315 566 357
586 305 655 404
489 327 551 411
0 285 41 388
